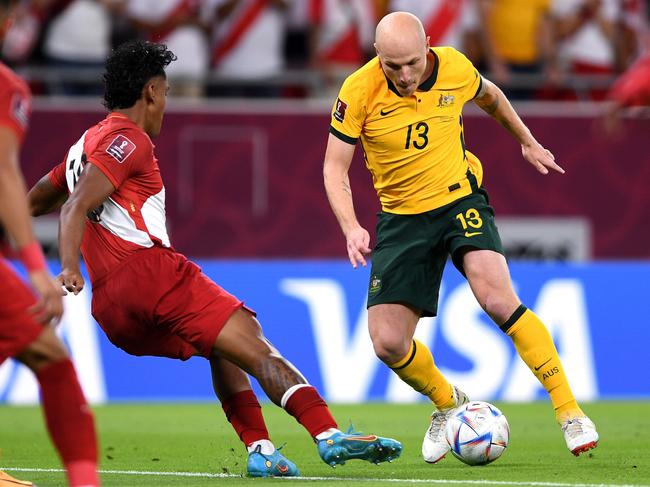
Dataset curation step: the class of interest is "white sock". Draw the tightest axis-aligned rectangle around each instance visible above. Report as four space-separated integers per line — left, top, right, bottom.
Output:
315 428 341 440
247 439 276 455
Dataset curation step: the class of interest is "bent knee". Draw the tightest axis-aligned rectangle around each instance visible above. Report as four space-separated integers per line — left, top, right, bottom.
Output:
482 294 519 325
17 328 69 371
372 336 411 365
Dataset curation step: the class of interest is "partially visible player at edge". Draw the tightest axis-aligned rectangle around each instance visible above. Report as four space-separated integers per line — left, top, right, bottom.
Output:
27 39 401 477
603 6 650 132
0 1 100 487
322 11 598 463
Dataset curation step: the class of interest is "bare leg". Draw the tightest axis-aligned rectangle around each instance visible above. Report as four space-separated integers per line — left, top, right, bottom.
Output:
210 355 253 401
16 325 68 372
367 303 419 364
212 308 307 406
462 249 520 323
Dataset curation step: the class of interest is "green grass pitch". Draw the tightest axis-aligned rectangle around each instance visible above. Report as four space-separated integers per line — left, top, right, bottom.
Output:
1 401 649 486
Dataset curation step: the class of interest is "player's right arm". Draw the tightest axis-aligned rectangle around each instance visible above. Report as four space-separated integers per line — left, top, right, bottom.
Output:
58 164 115 295
324 73 371 268
323 133 370 269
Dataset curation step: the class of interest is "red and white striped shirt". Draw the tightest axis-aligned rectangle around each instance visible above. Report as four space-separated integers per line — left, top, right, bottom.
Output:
388 0 478 49
48 114 170 284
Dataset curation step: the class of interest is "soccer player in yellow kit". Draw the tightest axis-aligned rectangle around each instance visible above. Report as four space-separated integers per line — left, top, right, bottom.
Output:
323 11 599 463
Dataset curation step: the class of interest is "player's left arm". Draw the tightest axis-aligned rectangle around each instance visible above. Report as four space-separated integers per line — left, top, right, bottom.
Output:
0 126 39 251
473 77 565 175
0 126 64 323
58 164 115 295
28 173 68 216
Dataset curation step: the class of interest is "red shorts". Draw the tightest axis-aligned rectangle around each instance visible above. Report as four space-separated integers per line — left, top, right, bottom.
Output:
0 259 45 365
91 247 243 360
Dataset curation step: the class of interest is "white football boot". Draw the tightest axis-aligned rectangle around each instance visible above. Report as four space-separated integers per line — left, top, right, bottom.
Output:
561 416 599 456
422 386 469 463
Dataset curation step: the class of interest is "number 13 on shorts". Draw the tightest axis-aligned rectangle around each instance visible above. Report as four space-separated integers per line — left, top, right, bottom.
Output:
456 208 483 230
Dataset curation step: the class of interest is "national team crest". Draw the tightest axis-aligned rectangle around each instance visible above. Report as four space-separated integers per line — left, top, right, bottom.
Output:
333 98 348 123
369 274 382 294
106 135 136 163
437 93 455 108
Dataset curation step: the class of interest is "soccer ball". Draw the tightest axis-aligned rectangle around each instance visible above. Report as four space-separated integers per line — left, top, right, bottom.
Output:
445 401 509 466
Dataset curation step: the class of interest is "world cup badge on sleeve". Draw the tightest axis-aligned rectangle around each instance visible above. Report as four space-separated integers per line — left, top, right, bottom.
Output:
333 98 348 123
106 135 136 163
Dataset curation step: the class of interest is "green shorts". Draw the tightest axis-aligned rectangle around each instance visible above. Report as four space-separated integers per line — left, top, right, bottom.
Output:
367 189 504 317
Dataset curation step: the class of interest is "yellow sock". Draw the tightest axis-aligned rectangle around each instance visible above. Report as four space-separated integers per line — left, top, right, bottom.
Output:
389 339 455 409
503 305 584 422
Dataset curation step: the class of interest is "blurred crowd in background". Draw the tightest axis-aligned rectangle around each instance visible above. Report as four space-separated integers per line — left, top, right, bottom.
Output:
1 0 648 101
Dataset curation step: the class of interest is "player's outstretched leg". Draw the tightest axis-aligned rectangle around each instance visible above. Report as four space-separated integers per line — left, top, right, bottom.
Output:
279 380 402 467
0 470 33 486
211 357 299 477
503 305 599 455
212 309 402 469
315 424 402 467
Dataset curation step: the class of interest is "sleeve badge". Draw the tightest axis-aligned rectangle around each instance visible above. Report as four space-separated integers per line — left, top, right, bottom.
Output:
333 98 348 123
106 134 136 163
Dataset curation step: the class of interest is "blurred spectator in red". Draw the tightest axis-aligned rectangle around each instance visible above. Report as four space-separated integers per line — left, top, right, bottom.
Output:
609 55 650 105
306 0 379 96
42 0 116 95
479 0 557 100
1 0 41 65
602 3 650 133
617 0 647 69
386 0 480 57
124 0 209 97
551 0 620 100
205 0 291 98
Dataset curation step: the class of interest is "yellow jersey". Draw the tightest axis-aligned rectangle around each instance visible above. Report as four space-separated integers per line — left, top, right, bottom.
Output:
330 46 483 215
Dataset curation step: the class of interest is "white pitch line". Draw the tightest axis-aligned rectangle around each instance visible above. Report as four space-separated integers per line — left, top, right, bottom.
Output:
2 467 237 478
2 467 648 487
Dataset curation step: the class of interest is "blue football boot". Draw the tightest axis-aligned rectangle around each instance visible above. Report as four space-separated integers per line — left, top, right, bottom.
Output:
317 426 403 467
247 445 300 477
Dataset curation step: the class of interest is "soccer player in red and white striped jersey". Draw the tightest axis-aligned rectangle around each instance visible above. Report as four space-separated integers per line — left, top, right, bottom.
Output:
0 1 99 486
28 39 402 476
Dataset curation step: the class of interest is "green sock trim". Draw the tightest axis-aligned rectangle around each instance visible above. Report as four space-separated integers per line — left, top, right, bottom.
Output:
500 304 527 333
390 340 417 370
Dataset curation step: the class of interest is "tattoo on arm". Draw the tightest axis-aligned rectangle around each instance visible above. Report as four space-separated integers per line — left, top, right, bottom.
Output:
478 94 515 134
342 180 352 196
484 97 499 115
475 82 529 142
500 119 512 133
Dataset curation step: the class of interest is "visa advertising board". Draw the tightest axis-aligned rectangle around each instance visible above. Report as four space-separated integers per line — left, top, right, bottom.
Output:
1 260 648 404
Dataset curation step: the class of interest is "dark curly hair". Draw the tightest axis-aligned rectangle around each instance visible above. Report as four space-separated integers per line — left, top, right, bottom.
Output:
103 40 176 111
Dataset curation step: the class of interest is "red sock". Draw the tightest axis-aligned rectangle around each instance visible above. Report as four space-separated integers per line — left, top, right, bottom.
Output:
36 359 99 487
222 390 269 446
283 386 337 438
